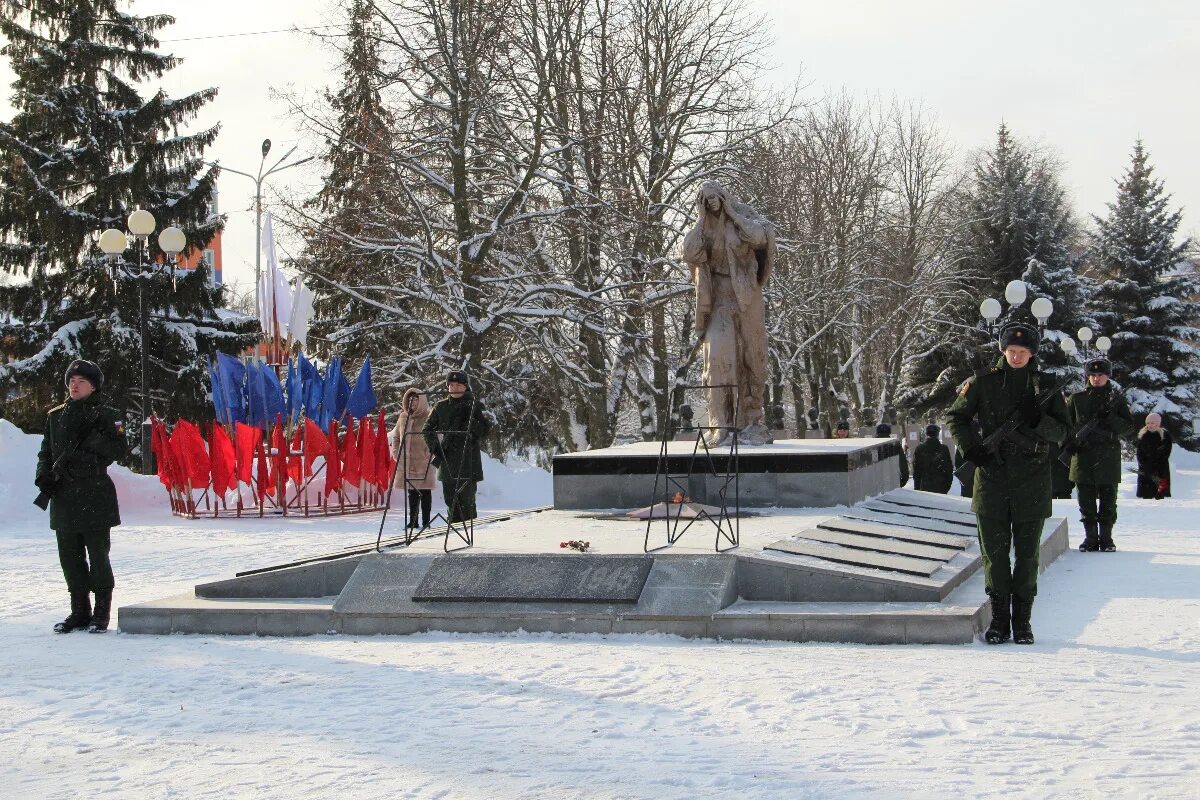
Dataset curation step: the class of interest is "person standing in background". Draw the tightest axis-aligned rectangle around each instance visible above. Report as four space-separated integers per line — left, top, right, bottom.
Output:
1135 412 1172 500
390 387 435 530
1067 359 1134 552
913 424 953 494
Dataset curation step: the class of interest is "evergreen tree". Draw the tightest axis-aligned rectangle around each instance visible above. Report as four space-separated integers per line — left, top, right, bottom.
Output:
0 1 259 456
295 0 411 389
900 124 1089 412
1090 140 1200 446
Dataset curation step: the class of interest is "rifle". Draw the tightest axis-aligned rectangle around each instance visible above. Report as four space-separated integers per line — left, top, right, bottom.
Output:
1060 398 1113 465
1057 414 1115 466
33 406 103 511
952 377 1069 485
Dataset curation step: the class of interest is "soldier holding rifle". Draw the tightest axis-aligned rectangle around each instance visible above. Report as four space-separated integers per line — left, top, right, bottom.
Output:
947 322 1069 645
1063 358 1134 552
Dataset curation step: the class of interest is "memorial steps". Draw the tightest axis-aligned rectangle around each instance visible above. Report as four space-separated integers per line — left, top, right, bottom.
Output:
119 487 1069 644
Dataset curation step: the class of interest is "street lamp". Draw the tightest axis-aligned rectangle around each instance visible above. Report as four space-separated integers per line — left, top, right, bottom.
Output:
1077 326 1093 355
1060 337 1077 357
209 139 314 317
1096 336 1112 355
97 210 188 475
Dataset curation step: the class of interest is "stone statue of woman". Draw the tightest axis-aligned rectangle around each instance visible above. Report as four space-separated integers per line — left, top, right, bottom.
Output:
680 180 776 445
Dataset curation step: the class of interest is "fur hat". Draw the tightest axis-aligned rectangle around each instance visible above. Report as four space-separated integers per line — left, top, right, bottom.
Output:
925 424 940 438
1086 358 1111 376
998 321 1039 353
64 359 104 390
875 423 892 437
445 370 470 387
835 421 850 432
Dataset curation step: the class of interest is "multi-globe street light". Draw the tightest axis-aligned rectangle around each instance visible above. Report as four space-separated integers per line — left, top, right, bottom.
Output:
97 210 186 474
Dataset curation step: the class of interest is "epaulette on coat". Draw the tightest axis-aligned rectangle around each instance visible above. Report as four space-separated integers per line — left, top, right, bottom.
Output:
48 403 66 414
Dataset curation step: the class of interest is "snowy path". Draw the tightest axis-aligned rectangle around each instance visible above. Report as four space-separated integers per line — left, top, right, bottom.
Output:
1 422 1197 799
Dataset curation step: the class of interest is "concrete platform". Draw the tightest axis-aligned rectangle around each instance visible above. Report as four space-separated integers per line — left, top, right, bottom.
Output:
552 438 901 509
120 489 1070 644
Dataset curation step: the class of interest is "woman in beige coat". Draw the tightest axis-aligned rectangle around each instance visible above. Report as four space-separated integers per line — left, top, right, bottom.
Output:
390 387 435 529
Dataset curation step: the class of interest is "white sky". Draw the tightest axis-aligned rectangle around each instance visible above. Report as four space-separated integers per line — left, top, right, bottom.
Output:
1 0 1197 292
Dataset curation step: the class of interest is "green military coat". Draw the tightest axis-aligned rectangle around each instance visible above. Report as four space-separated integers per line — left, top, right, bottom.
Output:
946 358 1070 521
913 438 954 494
422 392 493 482
36 393 127 532
1066 383 1134 485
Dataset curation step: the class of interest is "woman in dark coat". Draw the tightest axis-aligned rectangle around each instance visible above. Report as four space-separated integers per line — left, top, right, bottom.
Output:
1135 413 1172 499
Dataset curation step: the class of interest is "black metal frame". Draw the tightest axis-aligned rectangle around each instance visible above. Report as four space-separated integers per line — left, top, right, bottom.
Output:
643 383 741 553
376 388 483 553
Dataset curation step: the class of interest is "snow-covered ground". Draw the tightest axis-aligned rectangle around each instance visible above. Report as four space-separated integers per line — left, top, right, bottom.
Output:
1 419 1197 799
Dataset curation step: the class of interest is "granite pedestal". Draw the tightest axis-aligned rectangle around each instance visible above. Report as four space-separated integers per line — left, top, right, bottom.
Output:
120 489 1070 644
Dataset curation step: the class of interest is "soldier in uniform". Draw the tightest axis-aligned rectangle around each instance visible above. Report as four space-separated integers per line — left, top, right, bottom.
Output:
947 322 1069 645
913 424 953 494
423 370 493 524
1066 358 1134 552
35 360 127 633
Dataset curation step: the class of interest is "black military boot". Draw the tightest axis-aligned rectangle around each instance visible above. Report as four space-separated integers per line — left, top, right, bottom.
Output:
1078 520 1099 552
1098 522 1117 553
984 593 1011 644
88 589 112 633
53 591 92 634
1012 595 1035 645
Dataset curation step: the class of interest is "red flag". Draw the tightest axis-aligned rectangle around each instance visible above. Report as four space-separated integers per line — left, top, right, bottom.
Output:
270 416 287 489
256 437 272 499
170 419 211 487
287 426 303 485
374 410 393 490
324 421 341 495
304 417 329 477
341 418 361 487
210 423 237 494
151 419 172 488
234 422 259 486
360 417 378 488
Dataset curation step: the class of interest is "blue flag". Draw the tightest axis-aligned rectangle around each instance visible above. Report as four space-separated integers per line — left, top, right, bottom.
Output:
246 362 268 429
263 364 286 425
216 352 247 425
209 357 228 425
345 356 378 419
321 357 344 429
285 358 303 425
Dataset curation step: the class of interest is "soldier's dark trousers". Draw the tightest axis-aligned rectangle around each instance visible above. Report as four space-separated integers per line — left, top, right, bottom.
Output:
56 527 114 594
1076 482 1118 525
442 480 478 523
977 515 1042 600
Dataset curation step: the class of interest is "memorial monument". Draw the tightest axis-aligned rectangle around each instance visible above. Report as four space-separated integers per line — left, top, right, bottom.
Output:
681 180 776 446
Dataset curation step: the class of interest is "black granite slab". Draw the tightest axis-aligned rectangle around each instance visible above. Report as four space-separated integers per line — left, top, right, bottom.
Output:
553 440 899 476
413 554 654 603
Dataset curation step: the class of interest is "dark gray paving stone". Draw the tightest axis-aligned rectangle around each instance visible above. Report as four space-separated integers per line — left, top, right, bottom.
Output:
840 510 979 542
765 539 943 577
413 554 653 603
793 528 960 562
834 512 973 544
863 500 977 526
820 515 972 546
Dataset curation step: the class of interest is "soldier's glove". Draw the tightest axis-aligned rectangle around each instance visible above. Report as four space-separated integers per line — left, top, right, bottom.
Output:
34 471 57 493
965 445 993 468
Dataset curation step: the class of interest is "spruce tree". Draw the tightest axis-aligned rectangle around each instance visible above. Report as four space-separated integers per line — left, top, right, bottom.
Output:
0 1 259 457
1090 140 1200 446
298 0 412 389
900 124 1089 412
